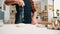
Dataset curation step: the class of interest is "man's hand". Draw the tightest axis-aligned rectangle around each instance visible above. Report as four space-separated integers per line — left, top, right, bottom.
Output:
32 18 37 25
31 11 37 25
17 0 25 7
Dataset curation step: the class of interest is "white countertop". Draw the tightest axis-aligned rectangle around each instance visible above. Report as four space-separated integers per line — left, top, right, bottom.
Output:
0 24 60 34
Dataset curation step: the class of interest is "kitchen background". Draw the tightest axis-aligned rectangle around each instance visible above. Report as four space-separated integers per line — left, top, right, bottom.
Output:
0 0 60 24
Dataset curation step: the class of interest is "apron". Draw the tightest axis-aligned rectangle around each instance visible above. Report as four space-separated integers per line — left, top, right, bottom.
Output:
15 0 32 24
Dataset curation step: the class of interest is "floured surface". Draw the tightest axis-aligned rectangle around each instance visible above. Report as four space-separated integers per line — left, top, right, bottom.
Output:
0 24 60 34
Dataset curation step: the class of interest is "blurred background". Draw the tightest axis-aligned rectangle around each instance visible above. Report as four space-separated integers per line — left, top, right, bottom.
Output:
0 0 60 26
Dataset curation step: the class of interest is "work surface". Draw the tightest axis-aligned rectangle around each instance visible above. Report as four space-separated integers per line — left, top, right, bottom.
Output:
0 24 60 34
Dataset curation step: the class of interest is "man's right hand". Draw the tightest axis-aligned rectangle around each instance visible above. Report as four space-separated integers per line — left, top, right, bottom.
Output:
16 0 25 7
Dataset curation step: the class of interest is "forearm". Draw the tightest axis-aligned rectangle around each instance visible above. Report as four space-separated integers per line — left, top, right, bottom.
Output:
32 11 37 19
32 11 37 24
15 0 23 4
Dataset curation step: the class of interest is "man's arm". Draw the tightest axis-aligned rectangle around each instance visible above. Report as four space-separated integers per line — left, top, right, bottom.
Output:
29 0 37 24
32 11 37 24
16 0 25 7
4 0 25 7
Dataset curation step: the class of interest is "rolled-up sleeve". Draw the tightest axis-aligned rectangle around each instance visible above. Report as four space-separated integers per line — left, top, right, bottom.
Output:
29 0 36 12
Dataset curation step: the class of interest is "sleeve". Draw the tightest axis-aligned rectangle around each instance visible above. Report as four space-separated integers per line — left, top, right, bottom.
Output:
29 0 36 12
4 0 17 5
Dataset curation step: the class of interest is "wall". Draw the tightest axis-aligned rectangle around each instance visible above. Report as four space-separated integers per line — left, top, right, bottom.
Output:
40 0 47 12
0 0 10 24
54 0 60 11
54 0 60 17
4 5 10 24
47 0 54 22
0 0 4 11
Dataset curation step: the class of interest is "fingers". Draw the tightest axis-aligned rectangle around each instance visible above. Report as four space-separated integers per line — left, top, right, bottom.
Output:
31 20 37 25
17 0 25 7
22 1 25 7
32 22 36 25
31 18 37 25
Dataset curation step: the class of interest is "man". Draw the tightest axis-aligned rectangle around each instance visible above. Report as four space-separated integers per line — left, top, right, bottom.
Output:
5 0 37 24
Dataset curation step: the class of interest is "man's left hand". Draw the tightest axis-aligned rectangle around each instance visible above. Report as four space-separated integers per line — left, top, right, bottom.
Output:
31 18 37 25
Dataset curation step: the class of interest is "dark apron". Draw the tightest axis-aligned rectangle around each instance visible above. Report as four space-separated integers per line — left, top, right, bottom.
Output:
15 0 32 24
